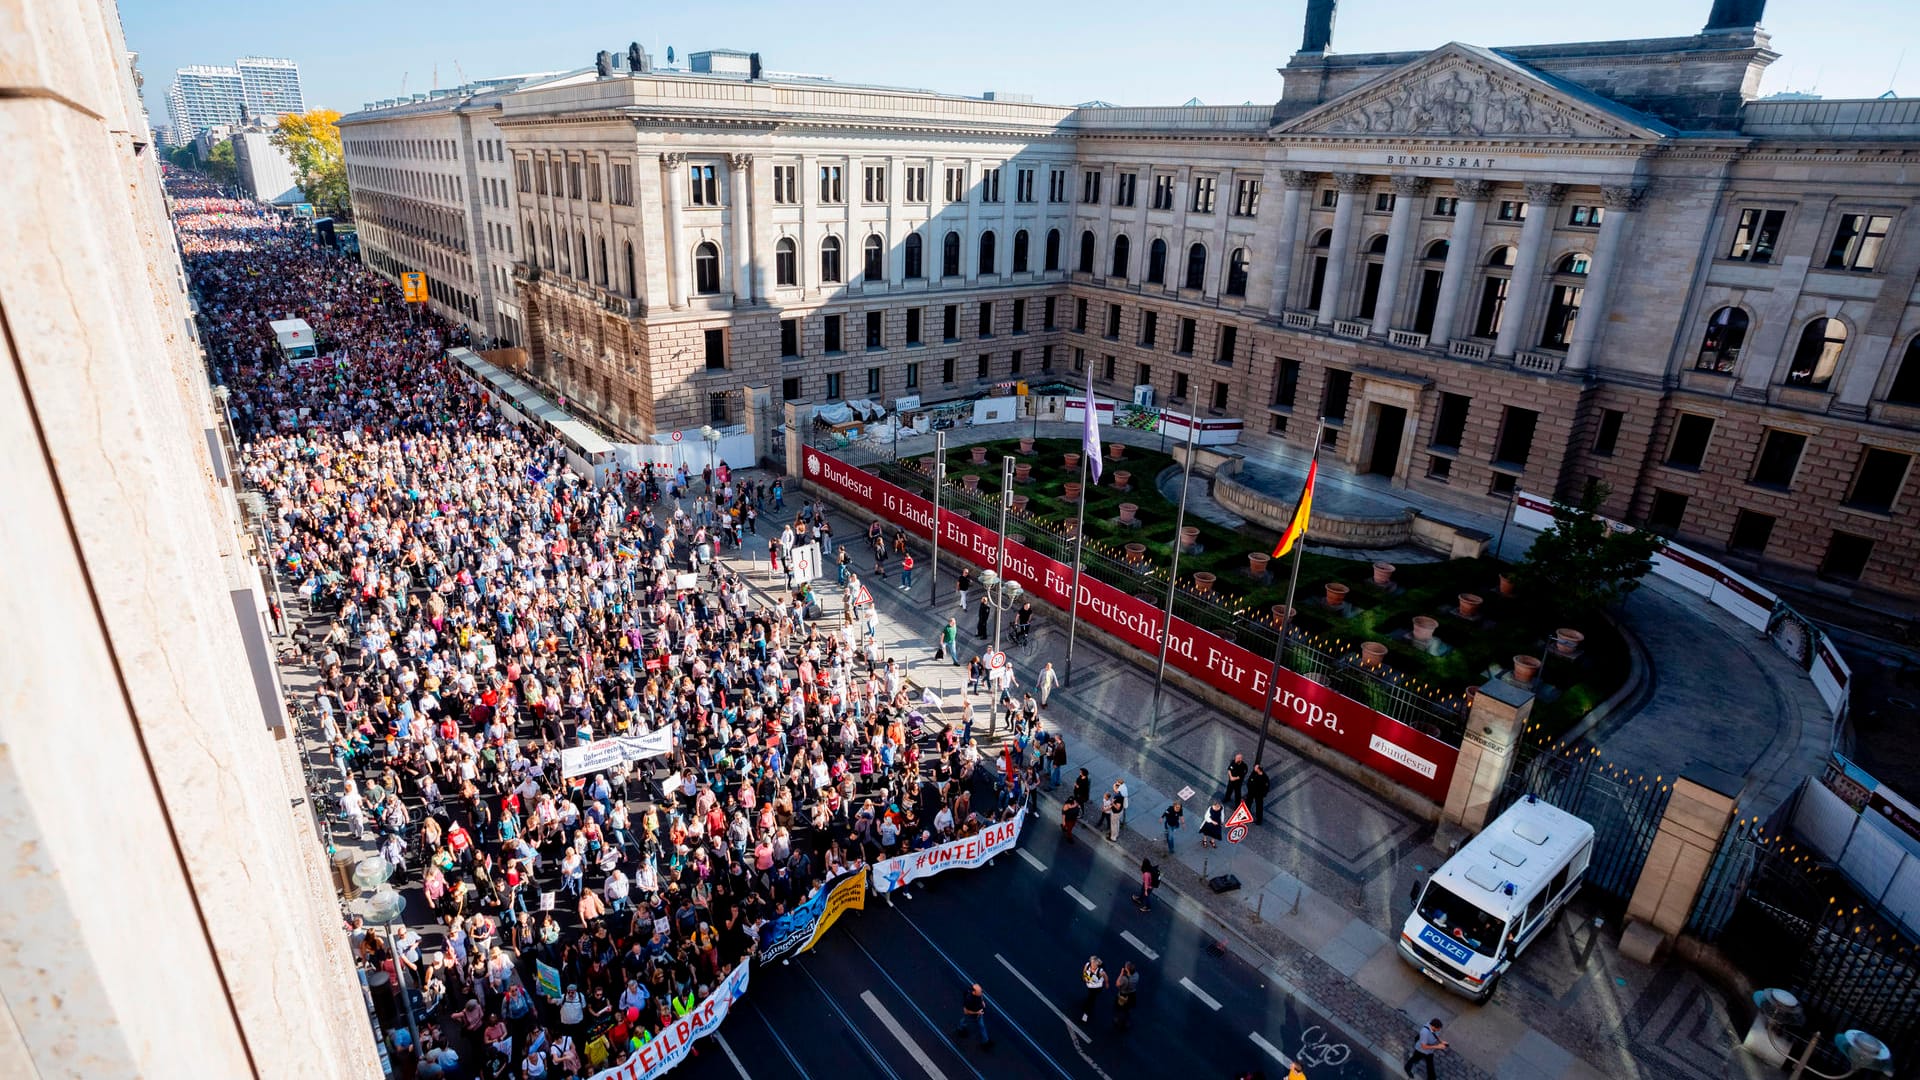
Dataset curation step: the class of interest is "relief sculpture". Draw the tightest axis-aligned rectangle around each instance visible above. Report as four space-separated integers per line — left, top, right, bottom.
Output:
1325 62 1597 137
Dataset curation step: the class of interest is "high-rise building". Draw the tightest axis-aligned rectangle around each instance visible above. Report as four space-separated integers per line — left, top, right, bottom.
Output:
167 63 245 136
237 56 305 118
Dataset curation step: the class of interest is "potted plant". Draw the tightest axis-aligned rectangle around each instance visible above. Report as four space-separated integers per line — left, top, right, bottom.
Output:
1457 592 1483 618
1193 572 1217 594
1118 503 1139 525
1373 562 1396 586
1248 552 1271 577
1325 582 1350 608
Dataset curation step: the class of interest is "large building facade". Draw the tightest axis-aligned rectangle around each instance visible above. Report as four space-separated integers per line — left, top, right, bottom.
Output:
341 10 1920 604
236 55 305 117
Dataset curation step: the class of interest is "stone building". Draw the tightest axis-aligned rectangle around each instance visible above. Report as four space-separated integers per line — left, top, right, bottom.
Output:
339 5 1920 603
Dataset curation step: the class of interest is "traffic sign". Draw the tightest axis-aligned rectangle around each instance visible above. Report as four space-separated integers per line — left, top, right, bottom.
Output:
671 430 683 442
1225 801 1254 829
986 650 1007 670
1227 825 1248 845
400 271 428 304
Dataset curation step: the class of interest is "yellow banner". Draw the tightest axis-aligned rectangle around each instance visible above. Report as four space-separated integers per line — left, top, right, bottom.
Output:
803 869 867 954
401 271 428 304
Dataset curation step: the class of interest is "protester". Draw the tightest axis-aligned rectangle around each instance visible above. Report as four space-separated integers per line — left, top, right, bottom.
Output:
1079 955 1107 1024
1112 961 1139 1031
953 982 992 1049
1201 802 1225 849
1161 800 1184 853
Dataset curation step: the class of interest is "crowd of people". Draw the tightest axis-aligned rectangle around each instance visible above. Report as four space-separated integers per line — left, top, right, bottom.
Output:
170 173 1038 1079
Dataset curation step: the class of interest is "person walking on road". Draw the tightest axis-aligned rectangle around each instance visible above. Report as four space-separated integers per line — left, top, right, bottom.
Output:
1049 734 1067 789
1405 1018 1447 1079
1036 662 1058 707
955 566 973 613
1132 858 1160 912
1200 801 1224 848
1078 956 1107 1024
1161 801 1184 852
1111 962 1139 1031
1225 752 1249 806
1060 795 1082 844
935 618 959 665
1248 763 1271 825
901 553 915 589
953 983 992 1049
975 593 991 639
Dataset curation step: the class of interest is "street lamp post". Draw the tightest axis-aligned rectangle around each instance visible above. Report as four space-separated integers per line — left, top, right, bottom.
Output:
976 456 1023 735
929 431 946 606
352 856 419 1059
1146 412 1201 741
700 424 722 487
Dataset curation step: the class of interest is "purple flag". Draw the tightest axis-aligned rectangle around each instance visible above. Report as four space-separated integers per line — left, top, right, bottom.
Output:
1083 366 1103 486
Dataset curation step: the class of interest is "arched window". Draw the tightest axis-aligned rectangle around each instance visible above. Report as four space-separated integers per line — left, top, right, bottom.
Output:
1110 234 1131 278
1696 307 1749 372
1012 230 1030 273
775 237 797 287
623 241 636 298
942 231 962 277
1424 239 1451 260
1356 236 1390 318
1184 243 1207 290
1487 245 1518 267
864 233 885 282
596 236 608 286
1888 337 1920 405
1306 229 1332 309
903 233 924 279
1077 230 1096 274
1146 238 1168 284
1555 252 1591 275
1787 317 1846 389
1226 248 1250 297
1044 229 1062 272
542 223 555 269
693 241 721 294
979 230 997 276
1365 234 1389 255
576 231 589 280
1474 247 1518 337
820 236 843 283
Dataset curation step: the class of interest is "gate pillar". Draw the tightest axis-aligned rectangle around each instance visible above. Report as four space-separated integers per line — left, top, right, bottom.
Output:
1441 678 1533 833
1620 763 1741 964
783 400 809 480
741 384 772 466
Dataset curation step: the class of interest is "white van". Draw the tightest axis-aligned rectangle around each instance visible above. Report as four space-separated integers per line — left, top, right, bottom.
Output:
269 318 318 365
1399 795 1594 1002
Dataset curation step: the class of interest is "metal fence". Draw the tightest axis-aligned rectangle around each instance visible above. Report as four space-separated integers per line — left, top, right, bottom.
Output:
1490 741 1674 905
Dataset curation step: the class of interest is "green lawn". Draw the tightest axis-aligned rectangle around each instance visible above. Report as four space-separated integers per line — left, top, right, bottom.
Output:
895 436 1628 736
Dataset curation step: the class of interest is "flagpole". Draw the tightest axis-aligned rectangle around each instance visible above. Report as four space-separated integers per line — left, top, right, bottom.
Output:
1146 409 1201 741
1253 428 1322 768
1064 447 1090 687
929 430 945 606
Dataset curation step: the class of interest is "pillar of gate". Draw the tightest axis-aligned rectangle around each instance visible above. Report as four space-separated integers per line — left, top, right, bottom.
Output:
783 400 809 480
741 384 773 466
1619 763 1741 964
1440 679 1533 834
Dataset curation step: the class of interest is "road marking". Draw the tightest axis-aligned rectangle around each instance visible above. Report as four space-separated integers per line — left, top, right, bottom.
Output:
862 991 949 1080
1249 1032 1294 1069
715 1034 754 1078
994 953 1090 1042
1016 848 1047 871
1063 885 1096 911
1180 977 1223 1011
890 913 1075 1080
1120 931 1159 960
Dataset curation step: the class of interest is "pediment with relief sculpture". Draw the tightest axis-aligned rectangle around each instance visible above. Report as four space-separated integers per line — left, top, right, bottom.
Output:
1275 42 1672 142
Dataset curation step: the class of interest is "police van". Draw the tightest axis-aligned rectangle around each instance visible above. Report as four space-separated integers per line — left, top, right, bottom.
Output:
1399 795 1594 1001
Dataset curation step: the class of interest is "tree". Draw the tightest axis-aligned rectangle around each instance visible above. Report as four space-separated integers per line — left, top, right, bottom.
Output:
271 108 348 214
1511 483 1665 616
205 140 237 184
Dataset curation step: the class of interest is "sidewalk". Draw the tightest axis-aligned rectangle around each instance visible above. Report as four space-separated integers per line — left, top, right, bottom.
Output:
750 484 1769 1080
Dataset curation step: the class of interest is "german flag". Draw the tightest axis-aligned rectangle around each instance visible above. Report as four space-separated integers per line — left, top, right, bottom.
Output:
1272 459 1316 559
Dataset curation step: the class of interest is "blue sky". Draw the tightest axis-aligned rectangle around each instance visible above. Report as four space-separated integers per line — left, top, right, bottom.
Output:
125 0 1918 121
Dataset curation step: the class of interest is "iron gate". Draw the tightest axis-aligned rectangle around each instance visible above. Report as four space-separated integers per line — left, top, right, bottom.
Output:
1491 741 1673 905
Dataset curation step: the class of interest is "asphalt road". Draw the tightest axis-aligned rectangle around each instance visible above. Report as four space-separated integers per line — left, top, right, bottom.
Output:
676 802 1388 1080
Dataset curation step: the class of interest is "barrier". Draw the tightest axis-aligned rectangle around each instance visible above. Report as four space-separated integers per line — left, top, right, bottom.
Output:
803 446 1459 804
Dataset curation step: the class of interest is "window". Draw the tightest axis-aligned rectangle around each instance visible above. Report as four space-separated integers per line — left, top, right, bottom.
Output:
1009 349 1022 374
1474 247 1516 337
1016 168 1035 203
1891 338 1920 404
864 234 885 282
1787 318 1846 389
863 165 886 203
775 237 798 286
1825 213 1892 271
1226 249 1249 297
906 362 920 389
1077 230 1096 274
1216 326 1238 366
1728 510 1775 555
1497 200 1527 222
1102 355 1116 381
942 305 958 341
906 308 922 345
1042 346 1055 373
866 311 884 350
616 162 637 205
1074 298 1088 333
1233 178 1261 217
944 167 966 202
1750 430 1806 489
693 241 721 294
1320 188 1338 209
867 367 882 394
1107 172 1133 207
1821 532 1874 580
780 319 799 358
1044 229 1062 272
1373 191 1395 212
942 232 962 278
1184 243 1207 290
1103 234 1130 278
1012 230 1030 273
892 233 919 280
1696 307 1749 372
772 164 797 204
690 164 718 206
1540 284 1583 349
979 302 994 338
819 236 842 283
1321 369 1351 423
1010 298 1027 334
1427 455 1453 481
980 167 1001 204
1151 174 1175 210
943 356 955 384
1568 204 1604 228
1043 297 1057 330
1140 311 1158 348
1177 317 1197 355
977 354 990 380
905 166 927 203
588 162 603 202
1665 414 1715 470
1723 207 1785 263
1082 170 1102 204
1847 448 1911 513
782 376 801 400
1431 196 1458 217
1171 371 1186 400
568 160 583 199
703 328 726 369
1105 303 1121 339
979 231 997 275
818 165 844 204
823 314 843 353
517 157 533 192
1273 358 1300 408
1592 409 1623 457
1145 239 1168 285
825 372 842 399
1495 406 1540 468
1432 393 1470 451
1049 169 1067 203
1192 176 1217 214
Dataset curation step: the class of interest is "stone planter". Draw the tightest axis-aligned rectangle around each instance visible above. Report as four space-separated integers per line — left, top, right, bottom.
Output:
1325 582 1350 608
1360 641 1389 667
1554 628 1584 657
1124 542 1147 564
1019 436 1035 454
970 446 988 465
1014 462 1032 483
1512 654 1542 685
1457 592 1483 618
1411 615 1439 643
1192 572 1216 594
962 474 980 493
1063 482 1082 501
1270 605 1294 629
1180 526 1200 550
1373 561 1396 586
1064 452 1081 471
1248 552 1271 577
1009 494 1029 514
1112 470 1132 491
1109 442 1125 460
1118 502 1138 525
1499 573 1518 598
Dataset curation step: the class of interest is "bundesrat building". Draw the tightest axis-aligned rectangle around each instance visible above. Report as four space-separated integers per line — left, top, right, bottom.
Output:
340 0 1920 604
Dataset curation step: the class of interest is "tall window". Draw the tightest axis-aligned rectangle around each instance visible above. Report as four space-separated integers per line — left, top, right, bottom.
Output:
942 232 962 277
944 167 966 202
820 236 842 283
694 242 721 294
1226 249 1249 297
1146 239 1167 285
1787 318 1846 389
864 234 885 282
1110 234 1131 278
1474 246 1517 337
904 233 924 279
623 242 636 297
1044 229 1061 272
1184 243 1207 290
863 165 886 203
1150 174 1174 210
775 237 797 286
1049 169 1066 202
1114 172 1136 207
818 165 844 204
1725 207 1783 262
980 167 1002 204
1696 307 1749 372
1191 176 1217 214
771 164 797 204
1233 178 1261 217
1825 213 1892 271
690 164 718 206
1073 230 1094 274
1306 230 1331 309
1539 253 1588 349
979 231 997 275
596 236 608 286
904 166 927 203
1016 168 1035 203
1012 229 1030 273
1082 170 1101 204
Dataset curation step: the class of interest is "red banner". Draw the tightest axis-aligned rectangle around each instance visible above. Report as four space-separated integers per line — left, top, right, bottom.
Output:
803 447 1458 803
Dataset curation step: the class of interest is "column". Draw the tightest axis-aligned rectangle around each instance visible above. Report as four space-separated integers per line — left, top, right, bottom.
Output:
1128 166 1151 286
963 161 979 283
1440 678 1533 833
999 159 1017 278
661 152 688 310
1316 172 1368 326
1371 175 1427 336
1493 182 1565 360
1266 170 1314 317
1564 185 1642 372
1097 163 1116 280
1427 179 1490 348
1619 767 1740 964
729 153 755 305
1205 168 1231 301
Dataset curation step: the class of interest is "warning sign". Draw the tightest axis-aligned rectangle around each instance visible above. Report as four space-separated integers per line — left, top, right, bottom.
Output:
1225 802 1254 829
